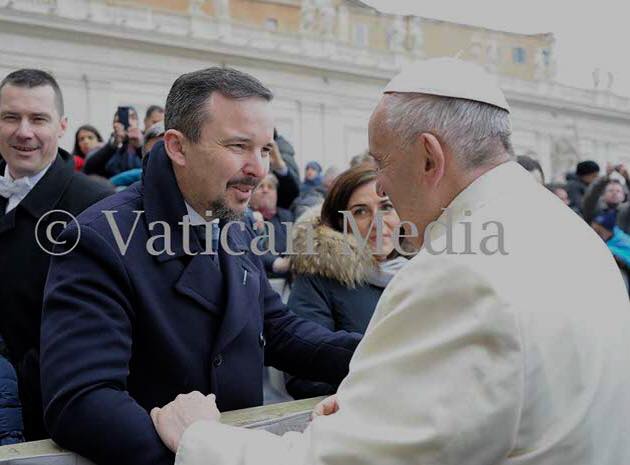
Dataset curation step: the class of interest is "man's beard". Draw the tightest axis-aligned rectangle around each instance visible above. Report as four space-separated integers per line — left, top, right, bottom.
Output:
209 197 244 222
209 176 260 221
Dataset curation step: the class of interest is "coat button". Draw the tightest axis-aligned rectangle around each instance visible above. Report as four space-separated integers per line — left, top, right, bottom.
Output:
259 332 266 348
213 354 223 367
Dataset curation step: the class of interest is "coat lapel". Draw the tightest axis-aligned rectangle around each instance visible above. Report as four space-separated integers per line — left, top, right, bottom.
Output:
213 227 261 355
142 141 262 347
174 254 225 316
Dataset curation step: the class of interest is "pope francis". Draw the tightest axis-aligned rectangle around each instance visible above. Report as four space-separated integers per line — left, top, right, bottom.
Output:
150 58 630 465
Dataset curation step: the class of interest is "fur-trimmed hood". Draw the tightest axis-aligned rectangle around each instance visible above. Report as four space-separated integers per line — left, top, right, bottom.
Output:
290 217 376 288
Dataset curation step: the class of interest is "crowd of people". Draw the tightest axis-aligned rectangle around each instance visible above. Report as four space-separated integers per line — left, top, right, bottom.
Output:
517 155 630 287
0 60 629 465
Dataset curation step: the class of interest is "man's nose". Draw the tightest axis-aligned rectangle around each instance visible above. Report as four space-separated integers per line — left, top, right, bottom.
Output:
243 150 269 179
15 119 34 139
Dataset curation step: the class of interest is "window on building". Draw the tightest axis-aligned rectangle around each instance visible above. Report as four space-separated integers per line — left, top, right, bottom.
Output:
354 23 369 47
264 18 278 32
542 48 551 66
512 47 526 64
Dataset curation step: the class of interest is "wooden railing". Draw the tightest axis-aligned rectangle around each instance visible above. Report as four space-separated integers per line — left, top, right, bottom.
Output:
0 397 323 464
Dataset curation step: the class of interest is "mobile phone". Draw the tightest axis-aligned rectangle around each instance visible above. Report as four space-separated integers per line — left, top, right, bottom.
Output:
116 106 131 130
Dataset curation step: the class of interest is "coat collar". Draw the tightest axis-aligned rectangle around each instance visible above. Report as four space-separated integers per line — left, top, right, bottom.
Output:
427 160 532 244
142 140 192 261
290 218 376 287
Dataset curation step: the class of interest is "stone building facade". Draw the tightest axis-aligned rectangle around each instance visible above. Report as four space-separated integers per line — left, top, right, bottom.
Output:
1 0 629 179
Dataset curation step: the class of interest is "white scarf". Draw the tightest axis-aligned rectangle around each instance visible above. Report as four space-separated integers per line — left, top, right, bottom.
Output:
365 256 409 288
0 162 52 213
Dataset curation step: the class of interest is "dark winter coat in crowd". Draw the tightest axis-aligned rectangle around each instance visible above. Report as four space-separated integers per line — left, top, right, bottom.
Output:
257 207 295 278
83 139 142 178
0 336 24 446
274 134 301 209
581 175 630 233
286 219 384 399
0 149 113 440
565 173 589 214
40 141 360 465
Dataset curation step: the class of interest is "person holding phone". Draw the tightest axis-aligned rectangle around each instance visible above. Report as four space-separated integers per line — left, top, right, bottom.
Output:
83 106 143 178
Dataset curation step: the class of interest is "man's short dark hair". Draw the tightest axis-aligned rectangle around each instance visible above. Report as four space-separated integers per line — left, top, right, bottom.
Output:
165 67 273 143
0 69 64 116
145 105 164 120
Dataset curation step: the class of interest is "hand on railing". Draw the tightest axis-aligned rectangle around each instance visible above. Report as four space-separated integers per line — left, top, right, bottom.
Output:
151 392 220 452
311 394 339 420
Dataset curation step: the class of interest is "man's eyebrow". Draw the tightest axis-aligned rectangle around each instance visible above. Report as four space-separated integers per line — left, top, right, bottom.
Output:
219 136 252 144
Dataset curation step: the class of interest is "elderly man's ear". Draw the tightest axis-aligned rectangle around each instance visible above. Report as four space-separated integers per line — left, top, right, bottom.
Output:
418 132 446 187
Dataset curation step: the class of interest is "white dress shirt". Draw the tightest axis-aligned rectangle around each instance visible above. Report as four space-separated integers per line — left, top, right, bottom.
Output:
1 162 53 213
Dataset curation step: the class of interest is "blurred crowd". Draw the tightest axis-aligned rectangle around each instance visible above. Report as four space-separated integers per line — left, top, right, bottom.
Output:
517 155 630 288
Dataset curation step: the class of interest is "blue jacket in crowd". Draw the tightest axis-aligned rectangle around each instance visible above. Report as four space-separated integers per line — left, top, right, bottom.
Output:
0 339 24 446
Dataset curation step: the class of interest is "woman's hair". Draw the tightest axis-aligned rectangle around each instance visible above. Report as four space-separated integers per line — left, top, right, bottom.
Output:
516 155 544 183
73 124 103 157
321 163 378 233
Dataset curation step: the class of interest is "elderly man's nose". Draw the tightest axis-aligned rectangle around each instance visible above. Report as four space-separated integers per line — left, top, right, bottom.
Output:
376 180 386 197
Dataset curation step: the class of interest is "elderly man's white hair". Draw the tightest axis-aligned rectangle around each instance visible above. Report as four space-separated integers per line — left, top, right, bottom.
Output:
382 93 514 168
381 57 514 169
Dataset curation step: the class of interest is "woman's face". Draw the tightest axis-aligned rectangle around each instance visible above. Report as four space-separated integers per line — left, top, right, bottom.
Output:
77 129 99 156
346 180 401 260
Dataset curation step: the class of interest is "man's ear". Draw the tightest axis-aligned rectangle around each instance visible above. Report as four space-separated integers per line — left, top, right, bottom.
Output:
419 132 445 187
58 116 68 139
164 129 187 167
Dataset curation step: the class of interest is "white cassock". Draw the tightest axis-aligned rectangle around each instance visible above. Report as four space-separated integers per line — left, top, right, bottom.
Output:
176 161 630 465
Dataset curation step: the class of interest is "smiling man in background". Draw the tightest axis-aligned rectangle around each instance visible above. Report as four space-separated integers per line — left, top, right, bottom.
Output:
0 69 112 440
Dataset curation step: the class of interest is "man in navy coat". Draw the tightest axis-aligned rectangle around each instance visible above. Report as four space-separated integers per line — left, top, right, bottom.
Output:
40 67 361 465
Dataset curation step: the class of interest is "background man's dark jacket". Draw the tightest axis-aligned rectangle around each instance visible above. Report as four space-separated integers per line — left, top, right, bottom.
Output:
40 142 360 465
0 149 113 439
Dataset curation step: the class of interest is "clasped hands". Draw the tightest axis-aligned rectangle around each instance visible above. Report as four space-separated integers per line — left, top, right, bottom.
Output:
150 392 339 452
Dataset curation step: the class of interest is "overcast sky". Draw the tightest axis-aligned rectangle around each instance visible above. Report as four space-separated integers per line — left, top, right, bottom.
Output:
361 0 628 96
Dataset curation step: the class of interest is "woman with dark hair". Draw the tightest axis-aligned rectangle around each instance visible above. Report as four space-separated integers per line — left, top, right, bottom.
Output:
516 155 545 184
286 163 408 399
72 125 103 171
